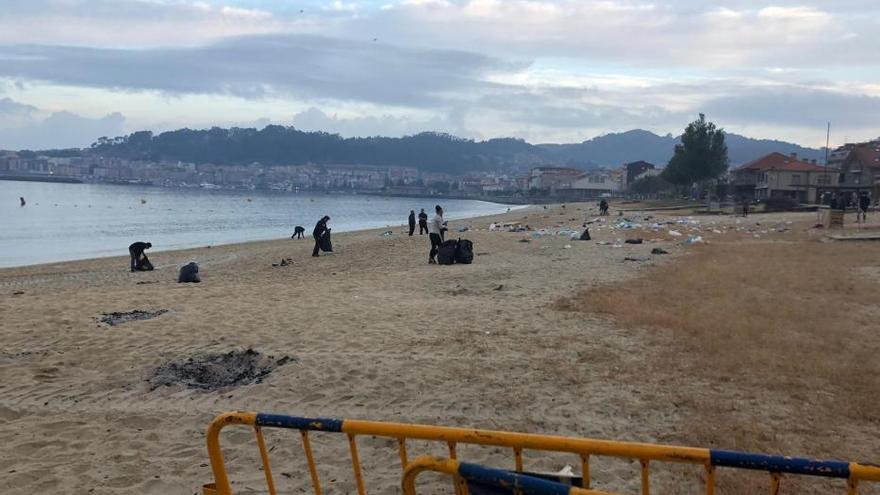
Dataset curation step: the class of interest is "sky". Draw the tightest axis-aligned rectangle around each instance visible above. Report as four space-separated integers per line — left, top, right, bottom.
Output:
0 0 878 150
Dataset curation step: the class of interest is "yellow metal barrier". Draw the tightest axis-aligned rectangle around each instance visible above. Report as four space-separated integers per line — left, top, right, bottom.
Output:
203 411 880 495
401 456 619 495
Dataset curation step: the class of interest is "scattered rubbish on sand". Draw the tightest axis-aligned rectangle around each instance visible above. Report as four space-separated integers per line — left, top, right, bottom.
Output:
12 290 25 296
457 226 470 232
136 281 159 285
99 309 168 326
624 256 651 262
519 238 531 243
148 348 292 391
493 284 504 291
379 230 393 237
684 235 704 245
625 239 643 244
564 244 572 249
272 258 294 267
651 248 669 255
668 230 682 237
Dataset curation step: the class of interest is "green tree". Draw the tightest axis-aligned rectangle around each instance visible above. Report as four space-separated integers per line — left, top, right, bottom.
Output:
630 174 672 195
662 114 728 188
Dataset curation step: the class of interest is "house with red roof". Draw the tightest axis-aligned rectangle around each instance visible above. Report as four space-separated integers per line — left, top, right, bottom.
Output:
731 152 837 203
834 139 880 206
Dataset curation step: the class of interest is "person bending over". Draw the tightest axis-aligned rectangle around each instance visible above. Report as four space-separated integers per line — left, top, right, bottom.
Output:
129 241 152 272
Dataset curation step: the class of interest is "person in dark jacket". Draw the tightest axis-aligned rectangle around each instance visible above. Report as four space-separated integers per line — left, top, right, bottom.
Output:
312 216 330 257
129 241 152 272
858 193 871 222
418 208 428 235
408 210 416 236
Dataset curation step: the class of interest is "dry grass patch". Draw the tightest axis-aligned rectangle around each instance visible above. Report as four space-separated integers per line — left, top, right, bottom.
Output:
558 235 880 494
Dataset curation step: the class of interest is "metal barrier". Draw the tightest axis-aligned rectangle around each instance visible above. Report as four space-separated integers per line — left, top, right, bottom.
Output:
401 456 617 495
202 411 880 495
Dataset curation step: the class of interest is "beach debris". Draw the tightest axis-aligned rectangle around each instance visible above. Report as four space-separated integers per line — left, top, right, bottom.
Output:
457 226 470 232
493 284 504 291
624 256 651 262
519 238 531 243
178 262 201 283
140 198 147 204
99 309 168 326
684 235 704 245
379 230 393 237
136 281 159 285
668 230 683 237
12 290 25 296
564 244 572 249
625 238 643 244
148 348 292 391
651 248 669 255
272 258 294 267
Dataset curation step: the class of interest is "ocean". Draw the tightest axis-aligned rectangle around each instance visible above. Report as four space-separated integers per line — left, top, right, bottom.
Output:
0 181 519 268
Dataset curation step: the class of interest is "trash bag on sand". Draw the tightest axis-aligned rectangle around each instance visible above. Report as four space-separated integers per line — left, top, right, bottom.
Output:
320 230 333 252
437 240 458 265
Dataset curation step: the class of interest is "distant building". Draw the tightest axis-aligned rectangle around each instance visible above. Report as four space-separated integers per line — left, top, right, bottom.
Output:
832 139 880 202
528 167 583 191
623 160 656 188
731 152 836 203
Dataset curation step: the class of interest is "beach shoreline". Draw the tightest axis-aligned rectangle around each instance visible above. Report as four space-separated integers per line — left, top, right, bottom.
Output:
0 204 534 272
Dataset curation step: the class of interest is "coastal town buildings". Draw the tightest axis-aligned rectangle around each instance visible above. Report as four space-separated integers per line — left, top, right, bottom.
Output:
731 152 836 203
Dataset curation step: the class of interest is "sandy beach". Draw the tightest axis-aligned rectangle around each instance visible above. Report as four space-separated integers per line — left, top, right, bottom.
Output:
1 203 876 495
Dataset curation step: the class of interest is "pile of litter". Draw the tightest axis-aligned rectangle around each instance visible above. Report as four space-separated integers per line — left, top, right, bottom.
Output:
272 258 294 267
99 309 168 326
148 348 292 391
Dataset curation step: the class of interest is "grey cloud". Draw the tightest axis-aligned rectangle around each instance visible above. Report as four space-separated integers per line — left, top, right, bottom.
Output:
702 87 880 129
0 34 525 107
0 98 124 149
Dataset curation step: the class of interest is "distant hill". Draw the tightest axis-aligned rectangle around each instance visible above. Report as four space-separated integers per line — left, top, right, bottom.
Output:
81 126 824 174
538 129 824 168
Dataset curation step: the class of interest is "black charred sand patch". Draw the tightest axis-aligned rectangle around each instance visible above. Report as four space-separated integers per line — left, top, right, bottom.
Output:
99 309 169 326
148 349 293 391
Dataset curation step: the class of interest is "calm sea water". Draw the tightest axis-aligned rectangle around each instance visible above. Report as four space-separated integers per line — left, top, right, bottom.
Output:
0 181 519 268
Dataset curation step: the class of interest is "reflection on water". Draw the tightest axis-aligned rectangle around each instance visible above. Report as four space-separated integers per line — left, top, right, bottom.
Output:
0 181 517 268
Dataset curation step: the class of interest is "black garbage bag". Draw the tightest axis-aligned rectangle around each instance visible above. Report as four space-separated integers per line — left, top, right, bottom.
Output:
320 229 333 252
137 254 154 271
455 239 474 264
178 262 200 283
579 229 591 241
437 240 458 265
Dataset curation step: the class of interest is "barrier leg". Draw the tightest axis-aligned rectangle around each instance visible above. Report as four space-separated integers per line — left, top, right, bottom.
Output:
348 434 367 495
300 430 323 495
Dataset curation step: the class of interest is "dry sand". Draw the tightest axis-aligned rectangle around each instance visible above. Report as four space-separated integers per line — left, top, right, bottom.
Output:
0 203 873 494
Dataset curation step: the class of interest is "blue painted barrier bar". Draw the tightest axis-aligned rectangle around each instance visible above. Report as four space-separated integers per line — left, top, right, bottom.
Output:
710 449 851 479
458 462 573 495
255 413 344 432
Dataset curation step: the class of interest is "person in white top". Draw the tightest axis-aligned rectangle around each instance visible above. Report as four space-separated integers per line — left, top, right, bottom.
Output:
427 205 446 264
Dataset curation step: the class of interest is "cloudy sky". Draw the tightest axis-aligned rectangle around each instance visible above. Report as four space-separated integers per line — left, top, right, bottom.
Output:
0 0 878 149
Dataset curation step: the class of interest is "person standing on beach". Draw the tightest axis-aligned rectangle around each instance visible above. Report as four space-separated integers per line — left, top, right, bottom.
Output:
128 241 152 272
418 208 428 235
428 205 446 264
408 210 416 236
312 215 330 257
858 193 870 222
